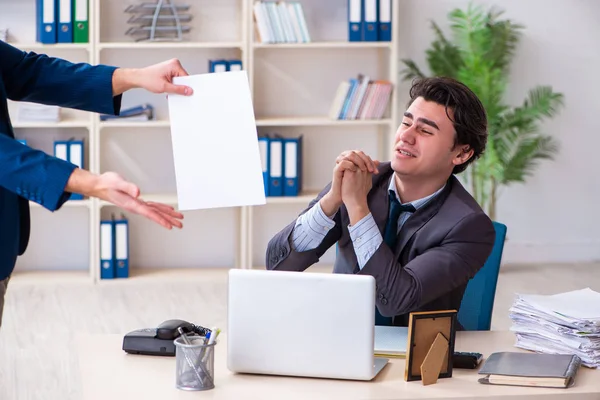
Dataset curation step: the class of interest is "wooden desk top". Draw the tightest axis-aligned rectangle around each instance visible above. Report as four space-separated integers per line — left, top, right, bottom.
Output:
75 330 600 400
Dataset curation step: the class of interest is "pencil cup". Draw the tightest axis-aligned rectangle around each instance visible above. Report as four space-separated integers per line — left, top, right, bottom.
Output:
174 335 217 391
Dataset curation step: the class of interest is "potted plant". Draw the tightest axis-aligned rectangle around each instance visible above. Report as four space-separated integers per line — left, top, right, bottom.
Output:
400 3 564 221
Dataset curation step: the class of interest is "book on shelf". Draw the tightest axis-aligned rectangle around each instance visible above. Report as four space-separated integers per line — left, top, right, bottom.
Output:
100 103 154 122
253 1 310 44
328 74 392 120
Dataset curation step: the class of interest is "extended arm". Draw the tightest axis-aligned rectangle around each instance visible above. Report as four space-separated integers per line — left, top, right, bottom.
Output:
0 41 120 115
357 212 495 317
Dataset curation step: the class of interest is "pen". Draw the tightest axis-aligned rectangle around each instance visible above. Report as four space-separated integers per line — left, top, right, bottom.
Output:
201 327 220 363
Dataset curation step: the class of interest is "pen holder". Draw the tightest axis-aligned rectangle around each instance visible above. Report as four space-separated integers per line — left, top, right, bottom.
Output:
174 335 217 391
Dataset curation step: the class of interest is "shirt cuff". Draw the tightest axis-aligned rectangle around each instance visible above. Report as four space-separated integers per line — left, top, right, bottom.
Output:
291 201 335 252
348 213 383 269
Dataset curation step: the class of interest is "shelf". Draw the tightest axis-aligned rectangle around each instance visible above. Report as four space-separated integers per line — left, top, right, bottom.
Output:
99 193 178 208
9 270 92 286
97 267 230 284
12 120 92 129
253 41 392 49
29 199 92 208
265 192 319 204
99 120 170 129
256 117 392 127
98 42 243 50
12 43 91 51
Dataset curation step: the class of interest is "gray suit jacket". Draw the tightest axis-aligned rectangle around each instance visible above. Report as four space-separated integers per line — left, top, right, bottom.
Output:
265 162 496 327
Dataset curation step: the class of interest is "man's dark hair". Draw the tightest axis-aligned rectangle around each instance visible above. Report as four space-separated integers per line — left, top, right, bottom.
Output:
407 76 488 174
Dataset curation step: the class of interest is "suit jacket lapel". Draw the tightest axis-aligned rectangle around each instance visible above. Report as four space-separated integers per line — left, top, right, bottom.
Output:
396 177 454 256
369 166 393 235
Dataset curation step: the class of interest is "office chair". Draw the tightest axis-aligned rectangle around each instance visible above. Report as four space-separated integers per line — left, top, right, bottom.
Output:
457 221 508 331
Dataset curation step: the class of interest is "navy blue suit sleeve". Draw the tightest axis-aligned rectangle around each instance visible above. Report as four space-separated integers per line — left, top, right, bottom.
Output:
0 41 121 115
0 134 76 211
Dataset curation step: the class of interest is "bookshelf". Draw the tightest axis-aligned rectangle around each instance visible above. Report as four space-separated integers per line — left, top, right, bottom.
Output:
2 0 400 283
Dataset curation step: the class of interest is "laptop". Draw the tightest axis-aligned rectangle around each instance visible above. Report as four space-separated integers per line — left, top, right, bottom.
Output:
227 269 389 380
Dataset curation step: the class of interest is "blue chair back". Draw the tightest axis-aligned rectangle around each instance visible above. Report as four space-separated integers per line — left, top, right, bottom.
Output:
457 221 507 331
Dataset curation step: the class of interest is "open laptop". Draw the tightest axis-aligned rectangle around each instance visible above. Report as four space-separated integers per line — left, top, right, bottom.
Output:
227 269 388 380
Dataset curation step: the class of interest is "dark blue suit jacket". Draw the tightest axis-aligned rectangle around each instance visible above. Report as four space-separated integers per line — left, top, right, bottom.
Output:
0 40 122 280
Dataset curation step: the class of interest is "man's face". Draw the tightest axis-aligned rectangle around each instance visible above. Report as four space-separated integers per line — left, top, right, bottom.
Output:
390 97 472 180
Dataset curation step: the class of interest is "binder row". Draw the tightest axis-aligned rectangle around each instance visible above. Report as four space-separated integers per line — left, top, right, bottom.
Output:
258 135 302 197
53 138 84 200
36 0 89 44
348 0 392 42
100 216 130 279
208 59 243 73
253 1 311 44
329 75 393 120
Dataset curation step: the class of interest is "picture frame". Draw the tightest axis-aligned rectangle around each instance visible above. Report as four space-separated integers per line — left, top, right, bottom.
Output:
404 310 457 385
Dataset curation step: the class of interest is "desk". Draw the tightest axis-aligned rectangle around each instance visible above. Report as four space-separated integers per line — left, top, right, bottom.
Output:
75 331 600 400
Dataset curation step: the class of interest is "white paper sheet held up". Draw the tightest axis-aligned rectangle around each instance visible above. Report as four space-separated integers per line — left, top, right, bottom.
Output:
167 71 266 210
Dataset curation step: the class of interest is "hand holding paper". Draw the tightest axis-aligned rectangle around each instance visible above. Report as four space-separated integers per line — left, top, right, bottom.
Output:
167 71 266 210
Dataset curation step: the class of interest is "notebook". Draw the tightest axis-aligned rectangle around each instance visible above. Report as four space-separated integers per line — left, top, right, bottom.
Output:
374 326 408 358
478 352 582 388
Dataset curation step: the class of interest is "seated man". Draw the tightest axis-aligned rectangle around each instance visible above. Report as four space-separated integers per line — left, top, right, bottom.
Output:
265 76 496 328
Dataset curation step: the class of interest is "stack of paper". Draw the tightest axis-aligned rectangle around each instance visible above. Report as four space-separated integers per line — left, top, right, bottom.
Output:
374 326 407 358
509 288 600 368
18 102 60 122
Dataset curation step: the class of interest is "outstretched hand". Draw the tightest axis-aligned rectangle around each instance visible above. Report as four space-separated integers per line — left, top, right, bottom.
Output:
92 172 184 230
112 59 193 97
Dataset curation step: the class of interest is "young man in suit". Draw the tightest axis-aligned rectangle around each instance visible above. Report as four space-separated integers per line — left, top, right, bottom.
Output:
0 40 192 327
266 77 496 328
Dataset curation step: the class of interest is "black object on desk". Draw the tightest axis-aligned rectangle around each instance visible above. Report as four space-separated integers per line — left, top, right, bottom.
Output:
453 351 483 369
122 319 211 357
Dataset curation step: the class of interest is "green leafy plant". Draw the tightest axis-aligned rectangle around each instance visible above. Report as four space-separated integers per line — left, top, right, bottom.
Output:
400 3 564 221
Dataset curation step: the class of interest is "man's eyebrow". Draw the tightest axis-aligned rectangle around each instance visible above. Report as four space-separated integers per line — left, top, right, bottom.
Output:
403 112 439 130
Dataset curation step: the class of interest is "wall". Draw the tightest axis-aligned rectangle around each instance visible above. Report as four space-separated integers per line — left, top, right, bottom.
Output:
396 0 600 264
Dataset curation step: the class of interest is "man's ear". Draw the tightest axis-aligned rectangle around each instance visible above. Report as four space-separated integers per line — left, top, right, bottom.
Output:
452 146 474 167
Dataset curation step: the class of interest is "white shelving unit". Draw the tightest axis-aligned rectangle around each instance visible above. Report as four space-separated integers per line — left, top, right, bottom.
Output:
2 0 400 283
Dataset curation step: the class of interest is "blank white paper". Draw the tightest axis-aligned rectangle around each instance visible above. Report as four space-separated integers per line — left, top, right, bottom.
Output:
167 71 266 211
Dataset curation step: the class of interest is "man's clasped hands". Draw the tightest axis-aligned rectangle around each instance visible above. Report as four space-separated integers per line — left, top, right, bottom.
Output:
319 150 380 224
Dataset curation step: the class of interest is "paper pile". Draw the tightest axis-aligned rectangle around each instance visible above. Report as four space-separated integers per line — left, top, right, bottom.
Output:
18 102 60 122
509 288 600 368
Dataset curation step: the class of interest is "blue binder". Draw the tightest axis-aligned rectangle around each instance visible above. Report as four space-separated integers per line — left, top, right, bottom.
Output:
378 0 391 41
36 0 57 44
68 139 84 200
283 136 302 197
227 60 243 71
268 137 283 197
100 219 115 279
258 136 270 197
114 216 129 278
209 59 228 73
57 0 73 43
362 0 378 41
348 0 362 42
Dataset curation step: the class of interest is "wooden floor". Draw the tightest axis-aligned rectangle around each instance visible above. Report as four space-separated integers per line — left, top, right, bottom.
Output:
1 263 598 399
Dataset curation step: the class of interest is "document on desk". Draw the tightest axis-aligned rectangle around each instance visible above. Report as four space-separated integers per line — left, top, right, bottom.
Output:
374 326 408 358
167 71 266 210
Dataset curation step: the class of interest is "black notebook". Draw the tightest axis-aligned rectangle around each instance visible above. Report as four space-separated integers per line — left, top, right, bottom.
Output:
478 352 582 388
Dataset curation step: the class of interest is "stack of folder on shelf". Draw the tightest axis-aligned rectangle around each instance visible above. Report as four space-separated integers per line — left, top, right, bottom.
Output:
253 1 310 44
208 59 243 73
509 287 600 368
99 215 130 279
348 0 392 42
328 75 393 120
258 135 302 197
18 103 60 122
100 104 154 122
36 0 89 44
54 138 84 200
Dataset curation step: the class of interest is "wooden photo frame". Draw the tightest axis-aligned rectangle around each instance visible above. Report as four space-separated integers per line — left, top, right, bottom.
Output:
404 310 457 385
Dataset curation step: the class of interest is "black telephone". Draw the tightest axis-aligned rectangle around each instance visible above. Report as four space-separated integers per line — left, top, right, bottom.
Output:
122 319 211 357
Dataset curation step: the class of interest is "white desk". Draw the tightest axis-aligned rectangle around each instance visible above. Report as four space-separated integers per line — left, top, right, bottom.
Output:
75 331 600 400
